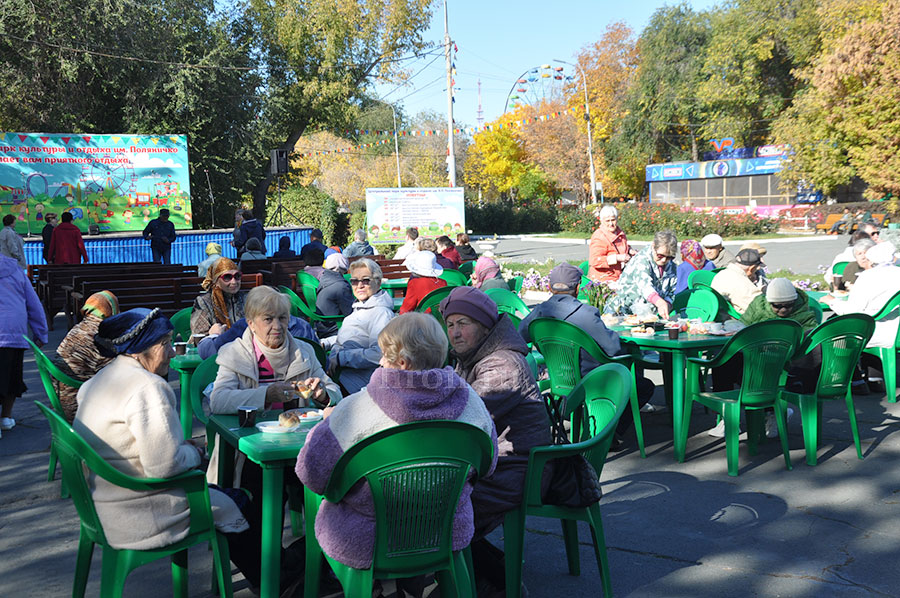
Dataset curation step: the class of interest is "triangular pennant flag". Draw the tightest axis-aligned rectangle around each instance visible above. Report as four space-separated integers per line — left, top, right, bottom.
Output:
18 134 28 142
151 137 159 145
82 136 91 144
61 136 70 144
39 136 49 144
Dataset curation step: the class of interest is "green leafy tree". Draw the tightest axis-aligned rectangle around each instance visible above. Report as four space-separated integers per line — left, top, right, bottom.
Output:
267 184 340 244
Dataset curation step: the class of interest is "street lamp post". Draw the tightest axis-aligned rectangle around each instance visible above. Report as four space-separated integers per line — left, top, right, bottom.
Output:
554 58 600 205
390 105 402 187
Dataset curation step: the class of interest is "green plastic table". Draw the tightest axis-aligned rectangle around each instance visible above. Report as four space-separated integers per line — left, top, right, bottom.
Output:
170 353 204 439
806 290 848 310
613 327 729 461
207 412 314 598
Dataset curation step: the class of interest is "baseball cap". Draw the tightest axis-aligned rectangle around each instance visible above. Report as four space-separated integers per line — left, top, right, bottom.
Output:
735 248 762 267
549 263 582 293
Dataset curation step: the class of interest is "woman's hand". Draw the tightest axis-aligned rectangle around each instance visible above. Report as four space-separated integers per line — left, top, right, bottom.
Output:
265 381 294 406
209 323 226 336
653 298 671 320
301 377 327 406
618 253 631 263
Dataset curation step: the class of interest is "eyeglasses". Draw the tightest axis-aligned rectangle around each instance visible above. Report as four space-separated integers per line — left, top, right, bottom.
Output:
655 253 675 262
871 231 880 237
350 277 373 286
770 302 793 311
219 272 242 283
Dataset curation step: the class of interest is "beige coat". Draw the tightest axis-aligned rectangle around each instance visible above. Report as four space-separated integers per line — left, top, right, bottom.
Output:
207 328 342 484
711 263 762 315
74 355 247 550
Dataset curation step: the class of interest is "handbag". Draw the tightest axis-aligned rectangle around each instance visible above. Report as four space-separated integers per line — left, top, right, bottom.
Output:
541 404 604 508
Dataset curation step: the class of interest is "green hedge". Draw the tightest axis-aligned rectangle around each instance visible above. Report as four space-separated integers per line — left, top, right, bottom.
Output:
266 185 340 244
465 203 560 235
559 203 778 237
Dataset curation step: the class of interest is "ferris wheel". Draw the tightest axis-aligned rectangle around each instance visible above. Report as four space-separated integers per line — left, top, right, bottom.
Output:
504 64 575 112
79 152 135 194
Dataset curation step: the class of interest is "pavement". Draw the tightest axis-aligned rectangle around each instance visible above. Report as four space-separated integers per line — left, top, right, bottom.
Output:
4 236 900 597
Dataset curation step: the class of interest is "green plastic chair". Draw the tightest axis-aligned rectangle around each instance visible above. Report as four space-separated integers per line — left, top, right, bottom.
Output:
861 289 900 403
507 275 524 294
484 288 531 319
458 261 475 278
416 286 454 330
682 320 803 476
671 289 720 321
503 363 632 598
807 296 824 324
295 271 321 308
440 268 470 287
24 335 81 495
35 402 233 598
303 420 494 598
188 355 218 438
576 275 592 301
578 260 590 275
528 318 646 458
776 314 876 466
688 269 717 290
832 261 850 277
278 285 344 330
169 307 192 342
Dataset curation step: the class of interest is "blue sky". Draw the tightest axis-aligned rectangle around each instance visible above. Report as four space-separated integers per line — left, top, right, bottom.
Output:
374 0 721 126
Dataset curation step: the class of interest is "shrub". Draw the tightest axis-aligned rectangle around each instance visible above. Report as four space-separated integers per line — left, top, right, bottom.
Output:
465 202 560 235
267 185 340 244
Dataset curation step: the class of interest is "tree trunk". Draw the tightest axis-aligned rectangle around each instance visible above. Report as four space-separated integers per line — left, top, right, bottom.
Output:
251 119 310 220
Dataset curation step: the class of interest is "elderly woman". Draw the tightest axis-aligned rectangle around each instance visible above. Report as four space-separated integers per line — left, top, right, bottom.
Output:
399 251 446 313
418 237 453 269
675 239 712 294
197 242 223 277
472 256 507 291
324 252 349 275
190 257 246 337
322 258 396 394
456 232 478 262
606 230 678 319
296 312 497 571
588 205 635 283
54 291 119 422
74 308 264 587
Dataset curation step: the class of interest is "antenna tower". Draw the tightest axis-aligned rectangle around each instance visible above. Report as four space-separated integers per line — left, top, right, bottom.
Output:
476 78 484 126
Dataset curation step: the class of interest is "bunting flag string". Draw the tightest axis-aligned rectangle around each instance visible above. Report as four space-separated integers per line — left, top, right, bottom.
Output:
296 105 585 159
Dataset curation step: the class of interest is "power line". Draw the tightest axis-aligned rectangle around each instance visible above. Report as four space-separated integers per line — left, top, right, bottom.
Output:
380 52 445 100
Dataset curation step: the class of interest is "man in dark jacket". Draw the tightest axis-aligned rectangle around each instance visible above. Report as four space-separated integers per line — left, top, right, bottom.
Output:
142 208 176 264
41 213 57 263
303 248 353 338
234 209 265 257
49 212 88 264
343 229 374 257
299 228 328 262
518 262 654 447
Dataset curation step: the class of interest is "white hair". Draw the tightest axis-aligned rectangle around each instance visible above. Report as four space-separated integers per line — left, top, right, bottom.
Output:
599 205 618 220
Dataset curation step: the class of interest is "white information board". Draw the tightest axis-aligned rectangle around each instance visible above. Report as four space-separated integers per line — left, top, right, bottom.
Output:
364 187 465 245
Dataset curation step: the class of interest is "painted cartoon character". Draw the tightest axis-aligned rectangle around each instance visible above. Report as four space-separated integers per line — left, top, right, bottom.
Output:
67 207 84 220
183 212 192 224
35 203 44 221
122 209 133 224
142 208 151 223
16 203 26 221
65 192 75 207
99 201 113 217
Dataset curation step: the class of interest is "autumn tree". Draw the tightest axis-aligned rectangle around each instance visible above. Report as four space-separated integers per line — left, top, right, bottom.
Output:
517 100 587 202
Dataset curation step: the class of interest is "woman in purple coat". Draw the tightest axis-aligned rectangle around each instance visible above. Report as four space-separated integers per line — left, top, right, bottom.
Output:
295 312 497 570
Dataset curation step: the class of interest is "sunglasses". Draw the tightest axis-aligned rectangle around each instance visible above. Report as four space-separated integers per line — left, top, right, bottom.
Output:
770 302 793 311
655 253 675 262
350 277 373 286
219 272 242 283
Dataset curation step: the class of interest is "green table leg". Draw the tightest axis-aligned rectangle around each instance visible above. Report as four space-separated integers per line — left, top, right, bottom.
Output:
260 464 284 598
671 351 687 462
178 370 193 439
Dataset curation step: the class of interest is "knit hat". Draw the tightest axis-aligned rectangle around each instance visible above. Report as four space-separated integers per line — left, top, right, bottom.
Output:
866 241 897 265
324 253 349 273
246 237 262 251
472 256 501 289
735 248 762 267
700 234 723 248
549 263 582 292
680 240 706 270
94 308 174 358
205 242 222 256
404 251 443 278
766 278 797 304
81 290 120 319
439 286 499 330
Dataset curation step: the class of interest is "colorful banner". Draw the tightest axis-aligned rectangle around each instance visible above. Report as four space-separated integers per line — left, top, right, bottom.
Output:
0 132 191 234
645 154 786 183
365 187 465 245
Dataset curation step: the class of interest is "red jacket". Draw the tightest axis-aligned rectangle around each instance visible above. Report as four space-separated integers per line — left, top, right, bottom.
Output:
399 276 447 314
48 222 88 264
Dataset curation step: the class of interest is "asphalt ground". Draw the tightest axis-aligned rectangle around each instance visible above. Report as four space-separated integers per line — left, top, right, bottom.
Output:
3 237 900 597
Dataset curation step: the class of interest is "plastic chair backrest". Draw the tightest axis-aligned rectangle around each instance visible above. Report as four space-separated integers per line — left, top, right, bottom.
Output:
280 285 312 319
23 336 82 416
528 317 624 398
189 356 219 426
832 261 850 276
323 420 493 572
169 307 193 342
578 260 590 275
458 261 474 277
688 269 717 290
296 271 321 308
707 320 803 407
507 275 523 294
563 364 632 476
801 314 875 399
671 289 719 321
439 268 469 287
871 288 900 321
576 276 592 301
416 286 454 329
298 336 327 368
483 288 531 318
807 296 824 324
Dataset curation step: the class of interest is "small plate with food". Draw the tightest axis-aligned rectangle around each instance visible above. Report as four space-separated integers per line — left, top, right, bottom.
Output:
628 326 656 338
255 421 300 434
280 408 324 426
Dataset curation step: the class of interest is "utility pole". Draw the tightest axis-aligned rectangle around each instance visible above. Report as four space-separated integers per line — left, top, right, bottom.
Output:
476 78 484 127
444 0 456 187
390 105 402 187
554 58 599 205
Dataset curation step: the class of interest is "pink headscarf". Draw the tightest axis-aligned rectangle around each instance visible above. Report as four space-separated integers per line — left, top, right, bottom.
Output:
681 240 706 270
472 256 501 288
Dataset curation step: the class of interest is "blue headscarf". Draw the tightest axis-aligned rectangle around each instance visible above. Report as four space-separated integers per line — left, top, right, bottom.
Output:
94 308 174 358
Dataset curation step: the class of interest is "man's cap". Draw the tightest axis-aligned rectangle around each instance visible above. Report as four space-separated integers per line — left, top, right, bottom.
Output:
549 263 582 292
739 241 767 256
735 248 762 267
700 234 723 248
766 278 797 304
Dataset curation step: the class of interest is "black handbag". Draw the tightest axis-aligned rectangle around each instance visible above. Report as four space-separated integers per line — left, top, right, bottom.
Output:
541 406 604 508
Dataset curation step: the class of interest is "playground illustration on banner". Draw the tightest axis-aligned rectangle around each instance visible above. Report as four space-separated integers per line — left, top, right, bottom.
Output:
0 133 192 235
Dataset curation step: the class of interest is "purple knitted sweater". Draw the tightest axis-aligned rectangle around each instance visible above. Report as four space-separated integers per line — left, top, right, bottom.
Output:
295 366 497 569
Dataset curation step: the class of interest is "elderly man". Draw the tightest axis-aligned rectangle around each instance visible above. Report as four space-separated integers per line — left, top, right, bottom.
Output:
344 229 374 257
393 227 419 260
299 228 327 262
700 234 735 269
519 263 654 448
711 248 764 315
439 286 551 594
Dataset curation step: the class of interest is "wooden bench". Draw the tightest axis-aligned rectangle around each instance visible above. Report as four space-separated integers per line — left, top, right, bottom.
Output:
815 213 844 234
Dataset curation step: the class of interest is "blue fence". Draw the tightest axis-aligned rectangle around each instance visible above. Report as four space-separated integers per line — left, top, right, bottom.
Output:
23 226 312 266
